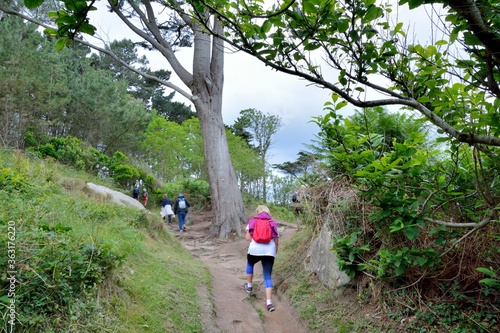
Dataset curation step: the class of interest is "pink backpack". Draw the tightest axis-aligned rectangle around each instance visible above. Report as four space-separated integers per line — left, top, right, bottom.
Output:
252 219 272 244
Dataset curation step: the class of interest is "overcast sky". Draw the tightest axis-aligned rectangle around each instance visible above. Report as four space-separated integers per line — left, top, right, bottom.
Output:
88 2 438 166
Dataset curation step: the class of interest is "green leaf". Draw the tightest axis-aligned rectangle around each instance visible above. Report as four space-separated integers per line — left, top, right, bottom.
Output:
415 256 428 266
304 42 321 51
426 45 437 56
337 19 349 33
349 30 360 42
79 22 96 36
24 0 44 9
55 16 77 25
335 101 348 110
479 278 500 288
47 11 59 19
395 265 405 276
406 0 425 9
434 236 445 246
56 38 66 51
476 267 496 277
44 28 59 37
261 20 272 33
417 95 430 103
363 6 383 23
463 32 482 46
404 225 419 240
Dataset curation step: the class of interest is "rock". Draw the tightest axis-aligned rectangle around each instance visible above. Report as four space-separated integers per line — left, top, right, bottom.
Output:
85 182 145 210
304 222 351 288
290 202 305 214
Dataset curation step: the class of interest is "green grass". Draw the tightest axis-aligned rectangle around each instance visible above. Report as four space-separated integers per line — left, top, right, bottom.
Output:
107 238 210 332
0 150 211 332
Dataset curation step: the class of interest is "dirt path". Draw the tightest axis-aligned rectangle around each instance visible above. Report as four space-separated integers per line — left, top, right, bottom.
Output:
171 210 309 333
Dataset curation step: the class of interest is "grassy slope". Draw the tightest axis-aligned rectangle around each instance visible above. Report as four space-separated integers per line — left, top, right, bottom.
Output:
0 151 210 333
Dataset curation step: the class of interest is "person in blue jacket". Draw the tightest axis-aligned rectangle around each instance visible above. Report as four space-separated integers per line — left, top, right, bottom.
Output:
173 193 190 232
160 194 174 224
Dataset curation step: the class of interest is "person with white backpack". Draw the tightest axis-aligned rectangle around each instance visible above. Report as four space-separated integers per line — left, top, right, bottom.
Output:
173 193 190 232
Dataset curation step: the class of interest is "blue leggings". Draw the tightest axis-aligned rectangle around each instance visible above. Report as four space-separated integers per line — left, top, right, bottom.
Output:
246 254 275 289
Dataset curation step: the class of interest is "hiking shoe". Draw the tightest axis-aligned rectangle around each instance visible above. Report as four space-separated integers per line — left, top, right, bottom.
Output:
243 283 253 294
266 303 275 312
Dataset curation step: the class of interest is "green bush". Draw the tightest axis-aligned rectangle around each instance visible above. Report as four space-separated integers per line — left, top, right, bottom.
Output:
332 232 370 278
0 158 129 331
182 179 210 206
159 179 211 208
0 225 125 328
109 151 140 186
37 143 58 158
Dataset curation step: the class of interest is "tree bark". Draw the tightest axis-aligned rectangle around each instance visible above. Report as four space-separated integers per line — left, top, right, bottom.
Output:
191 18 246 237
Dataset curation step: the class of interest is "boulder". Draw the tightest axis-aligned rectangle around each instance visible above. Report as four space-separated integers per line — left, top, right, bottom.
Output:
290 202 305 214
85 183 145 210
304 222 351 288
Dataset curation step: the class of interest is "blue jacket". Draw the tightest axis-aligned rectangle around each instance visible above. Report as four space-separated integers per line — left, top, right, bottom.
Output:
161 197 172 207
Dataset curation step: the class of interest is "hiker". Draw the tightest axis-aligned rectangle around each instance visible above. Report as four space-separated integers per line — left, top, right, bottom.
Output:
243 205 279 312
173 193 190 232
160 194 174 224
141 188 148 206
132 187 139 200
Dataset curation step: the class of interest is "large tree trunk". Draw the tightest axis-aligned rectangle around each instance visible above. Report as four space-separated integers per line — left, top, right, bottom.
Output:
191 18 245 238
195 100 246 237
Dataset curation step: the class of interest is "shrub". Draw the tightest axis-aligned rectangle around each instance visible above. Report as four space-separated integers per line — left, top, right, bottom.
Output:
0 156 128 331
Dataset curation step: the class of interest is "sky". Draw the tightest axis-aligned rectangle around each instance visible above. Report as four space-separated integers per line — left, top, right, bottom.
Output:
87 2 438 166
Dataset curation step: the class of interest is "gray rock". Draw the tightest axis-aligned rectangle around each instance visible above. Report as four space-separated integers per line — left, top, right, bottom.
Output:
86 182 145 210
304 222 351 288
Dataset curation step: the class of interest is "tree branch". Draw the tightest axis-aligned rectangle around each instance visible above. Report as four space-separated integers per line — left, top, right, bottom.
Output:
448 0 500 65
424 207 497 228
108 0 194 86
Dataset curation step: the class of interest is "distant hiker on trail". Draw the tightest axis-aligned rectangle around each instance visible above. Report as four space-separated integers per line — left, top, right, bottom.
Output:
160 194 174 224
133 187 139 200
141 188 148 206
243 205 279 312
173 193 190 232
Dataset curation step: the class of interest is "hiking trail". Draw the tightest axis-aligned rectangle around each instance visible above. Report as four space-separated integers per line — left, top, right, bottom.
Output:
172 209 308 333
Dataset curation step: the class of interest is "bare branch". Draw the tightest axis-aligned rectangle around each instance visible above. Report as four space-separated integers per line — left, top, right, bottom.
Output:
424 207 498 228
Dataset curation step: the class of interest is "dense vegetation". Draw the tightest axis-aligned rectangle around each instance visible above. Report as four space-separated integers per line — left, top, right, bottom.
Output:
289 107 499 332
